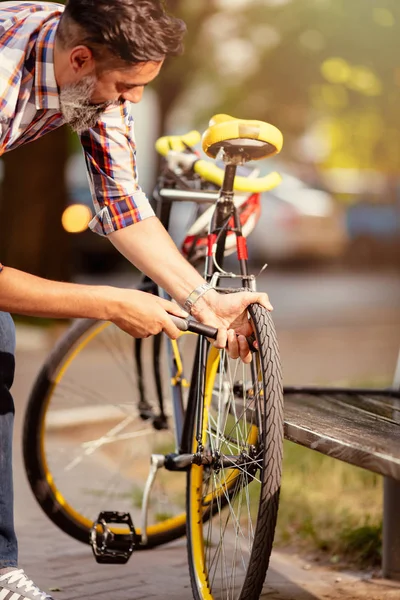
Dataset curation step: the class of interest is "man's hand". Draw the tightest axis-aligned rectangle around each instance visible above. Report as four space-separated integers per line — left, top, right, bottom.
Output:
105 288 187 339
190 289 273 363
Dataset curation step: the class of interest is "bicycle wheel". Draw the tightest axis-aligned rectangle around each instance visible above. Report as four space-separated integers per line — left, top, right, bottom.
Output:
23 317 194 548
186 304 283 600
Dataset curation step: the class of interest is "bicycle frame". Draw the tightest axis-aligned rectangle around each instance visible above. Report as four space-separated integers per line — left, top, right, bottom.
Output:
134 160 256 464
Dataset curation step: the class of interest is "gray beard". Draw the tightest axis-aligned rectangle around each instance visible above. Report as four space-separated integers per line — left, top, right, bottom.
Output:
59 75 112 134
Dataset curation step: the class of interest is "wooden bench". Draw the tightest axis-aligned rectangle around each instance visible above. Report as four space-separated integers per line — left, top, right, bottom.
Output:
283 384 400 579
284 387 400 480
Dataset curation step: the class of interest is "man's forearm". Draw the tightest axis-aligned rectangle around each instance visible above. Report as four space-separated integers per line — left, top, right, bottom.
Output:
0 266 112 320
109 217 219 307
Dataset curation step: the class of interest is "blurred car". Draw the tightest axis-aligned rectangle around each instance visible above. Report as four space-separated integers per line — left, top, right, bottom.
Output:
62 153 126 273
345 199 400 266
247 172 348 265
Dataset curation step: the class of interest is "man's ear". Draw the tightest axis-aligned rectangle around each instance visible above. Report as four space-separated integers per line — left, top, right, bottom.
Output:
69 45 95 74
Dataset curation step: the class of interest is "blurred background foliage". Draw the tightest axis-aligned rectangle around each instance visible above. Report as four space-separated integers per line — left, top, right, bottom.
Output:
161 0 400 173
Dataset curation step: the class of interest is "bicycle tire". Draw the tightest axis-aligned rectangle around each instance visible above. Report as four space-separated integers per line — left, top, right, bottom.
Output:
23 317 189 548
186 304 283 600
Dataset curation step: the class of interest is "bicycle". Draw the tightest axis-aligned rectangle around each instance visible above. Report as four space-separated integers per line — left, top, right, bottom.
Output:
23 114 284 599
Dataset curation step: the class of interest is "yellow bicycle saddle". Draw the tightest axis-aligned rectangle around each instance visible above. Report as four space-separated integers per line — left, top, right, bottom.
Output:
202 114 283 161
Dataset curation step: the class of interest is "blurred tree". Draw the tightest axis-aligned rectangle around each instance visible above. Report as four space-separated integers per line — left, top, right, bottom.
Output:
169 0 400 176
0 127 71 280
0 0 70 280
153 1 219 135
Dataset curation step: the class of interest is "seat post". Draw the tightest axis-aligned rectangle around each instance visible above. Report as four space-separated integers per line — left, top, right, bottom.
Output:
220 163 237 198
205 162 238 279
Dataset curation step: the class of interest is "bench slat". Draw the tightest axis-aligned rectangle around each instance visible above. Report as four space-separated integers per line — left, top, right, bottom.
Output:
283 388 400 480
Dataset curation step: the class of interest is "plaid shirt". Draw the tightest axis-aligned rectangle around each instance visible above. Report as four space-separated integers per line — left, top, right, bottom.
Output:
0 1 154 236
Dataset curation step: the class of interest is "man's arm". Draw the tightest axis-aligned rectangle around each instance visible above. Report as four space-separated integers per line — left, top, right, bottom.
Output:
109 217 215 306
79 101 155 236
109 219 274 363
0 266 185 339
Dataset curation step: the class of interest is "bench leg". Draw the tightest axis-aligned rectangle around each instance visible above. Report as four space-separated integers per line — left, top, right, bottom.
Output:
382 350 400 580
383 478 400 580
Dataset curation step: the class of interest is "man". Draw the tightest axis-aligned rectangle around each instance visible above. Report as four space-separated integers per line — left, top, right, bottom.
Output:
0 1 273 598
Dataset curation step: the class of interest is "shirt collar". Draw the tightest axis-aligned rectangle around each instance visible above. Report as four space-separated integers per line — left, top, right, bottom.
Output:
34 16 60 111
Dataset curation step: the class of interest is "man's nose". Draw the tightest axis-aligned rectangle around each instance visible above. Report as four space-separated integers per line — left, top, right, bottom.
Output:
120 87 144 104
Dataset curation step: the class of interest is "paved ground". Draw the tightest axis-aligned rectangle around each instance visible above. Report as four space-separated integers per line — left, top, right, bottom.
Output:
11 268 400 599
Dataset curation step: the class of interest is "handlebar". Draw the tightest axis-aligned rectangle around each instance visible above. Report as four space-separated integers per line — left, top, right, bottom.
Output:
155 132 282 194
193 160 282 193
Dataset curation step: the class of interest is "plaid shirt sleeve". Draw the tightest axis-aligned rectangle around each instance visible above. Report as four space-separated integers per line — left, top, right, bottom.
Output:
80 101 155 236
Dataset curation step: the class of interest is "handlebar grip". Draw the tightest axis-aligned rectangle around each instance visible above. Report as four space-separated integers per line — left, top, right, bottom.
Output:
155 131 201 157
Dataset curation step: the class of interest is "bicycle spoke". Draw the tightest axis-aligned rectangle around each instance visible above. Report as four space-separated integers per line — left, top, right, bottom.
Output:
64 426 152 472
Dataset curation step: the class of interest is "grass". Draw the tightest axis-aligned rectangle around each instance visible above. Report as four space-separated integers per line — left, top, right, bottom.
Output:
275 440 383 567
130 433 382 568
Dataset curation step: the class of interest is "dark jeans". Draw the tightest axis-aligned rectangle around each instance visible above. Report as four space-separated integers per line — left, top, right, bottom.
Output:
0 312 17 568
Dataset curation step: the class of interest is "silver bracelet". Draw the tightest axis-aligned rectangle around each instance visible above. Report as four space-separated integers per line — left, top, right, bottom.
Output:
183 283 213 315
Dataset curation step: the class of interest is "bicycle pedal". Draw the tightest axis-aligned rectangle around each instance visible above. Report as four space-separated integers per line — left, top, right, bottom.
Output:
90 511 139 564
